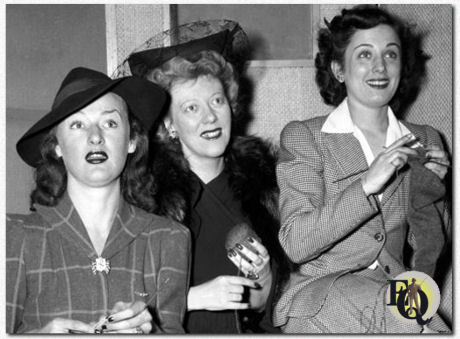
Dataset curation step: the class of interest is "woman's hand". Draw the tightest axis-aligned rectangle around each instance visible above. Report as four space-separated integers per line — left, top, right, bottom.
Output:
227 237 270 281
227 238 273 311
98 300 153 334
424 145 450 180
29 318 94 333
187 276 259 311
361 134 418 195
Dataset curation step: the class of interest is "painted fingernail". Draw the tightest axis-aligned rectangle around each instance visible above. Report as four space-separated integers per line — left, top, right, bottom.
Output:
247 237 255 243
95 329 102 334
255 282 261 289
101 325 107 330
236 243 243 250
107 316 114 322
228 249 236 257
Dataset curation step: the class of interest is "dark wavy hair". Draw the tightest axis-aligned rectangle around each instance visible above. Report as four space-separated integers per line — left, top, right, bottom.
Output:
315 5 429 115
146 50 240 140
30 113 156 212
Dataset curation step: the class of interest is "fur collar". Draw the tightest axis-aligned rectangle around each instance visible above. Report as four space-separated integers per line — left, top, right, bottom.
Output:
151 135 279 226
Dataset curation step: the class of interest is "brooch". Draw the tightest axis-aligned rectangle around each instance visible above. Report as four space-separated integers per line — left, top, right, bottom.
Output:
91 257 110 274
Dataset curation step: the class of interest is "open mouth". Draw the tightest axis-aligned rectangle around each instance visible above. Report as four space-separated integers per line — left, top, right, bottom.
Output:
366 79 390 89
85 151 108 164
200 128 222 140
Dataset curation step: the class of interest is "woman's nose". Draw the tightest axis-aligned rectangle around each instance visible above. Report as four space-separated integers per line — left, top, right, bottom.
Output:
203 106 218 123
373 56 386 73
88 125 104 145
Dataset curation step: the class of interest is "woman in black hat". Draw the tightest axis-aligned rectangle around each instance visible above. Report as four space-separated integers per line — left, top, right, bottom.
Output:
6 67 190 334
122 20 290 333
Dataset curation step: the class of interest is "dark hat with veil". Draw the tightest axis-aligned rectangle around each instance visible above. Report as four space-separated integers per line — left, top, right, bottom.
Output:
113 19 250 78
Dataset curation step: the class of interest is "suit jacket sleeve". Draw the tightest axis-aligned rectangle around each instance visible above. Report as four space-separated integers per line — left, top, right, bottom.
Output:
425 125 451 237
276 121 379 264
155 221 191 333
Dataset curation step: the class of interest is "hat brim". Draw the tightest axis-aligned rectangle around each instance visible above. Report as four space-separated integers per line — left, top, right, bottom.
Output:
17 77 167 167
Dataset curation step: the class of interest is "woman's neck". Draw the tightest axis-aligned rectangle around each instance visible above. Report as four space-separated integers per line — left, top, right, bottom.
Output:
189 156 225 184
67 178 121 256
347 98 389 134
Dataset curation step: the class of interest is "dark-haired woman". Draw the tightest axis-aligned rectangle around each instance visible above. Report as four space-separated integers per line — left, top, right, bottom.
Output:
124 21 290 333
6 67 190 333
273 5 450 333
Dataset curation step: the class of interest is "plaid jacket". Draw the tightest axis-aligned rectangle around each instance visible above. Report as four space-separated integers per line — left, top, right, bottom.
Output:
6 193 190 333
273 116 446 326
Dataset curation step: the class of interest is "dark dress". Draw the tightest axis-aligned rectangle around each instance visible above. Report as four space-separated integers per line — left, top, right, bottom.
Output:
185 169 249 333
151 135 288 334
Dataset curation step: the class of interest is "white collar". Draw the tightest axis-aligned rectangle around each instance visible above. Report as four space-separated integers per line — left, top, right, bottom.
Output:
321 99 355 133
321 98 410 142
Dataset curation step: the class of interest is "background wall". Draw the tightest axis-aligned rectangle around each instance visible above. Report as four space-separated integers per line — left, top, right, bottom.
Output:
176 4 314 60
6 4 107 213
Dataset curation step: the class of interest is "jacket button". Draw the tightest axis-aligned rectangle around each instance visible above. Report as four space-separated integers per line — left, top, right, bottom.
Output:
374 232 384 242
242 316 249 322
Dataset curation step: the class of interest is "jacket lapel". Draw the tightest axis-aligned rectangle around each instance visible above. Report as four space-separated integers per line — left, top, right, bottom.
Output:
102 199 152 259
37 192 98 258
324 133 369 184
38 193 151 261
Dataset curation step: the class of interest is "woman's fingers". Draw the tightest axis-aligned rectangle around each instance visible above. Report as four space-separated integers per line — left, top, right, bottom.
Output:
228 239 270 276
234 243 262 264
39 318 94 333
227 301 250 309
388 151 409 170
100 301 152 333
424 162 448 180
228 251 254 275
247 237 269 258
384 133 416 152
68 320 95 333
108 300 147 323
226 275 259 288
228 292 243 302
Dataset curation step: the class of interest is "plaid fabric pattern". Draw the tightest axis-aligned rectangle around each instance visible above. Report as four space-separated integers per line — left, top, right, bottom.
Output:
6 193 190 333
273 116 448 333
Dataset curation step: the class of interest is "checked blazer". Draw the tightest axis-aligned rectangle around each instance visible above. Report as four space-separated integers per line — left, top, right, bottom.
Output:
272 115 447 328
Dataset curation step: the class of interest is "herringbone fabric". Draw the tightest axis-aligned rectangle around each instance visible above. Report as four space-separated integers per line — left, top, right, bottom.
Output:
273 112 449 333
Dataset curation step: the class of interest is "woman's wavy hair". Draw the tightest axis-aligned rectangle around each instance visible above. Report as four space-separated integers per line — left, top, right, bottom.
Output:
315 5 429 115
145 50 240 141
30 113 156 212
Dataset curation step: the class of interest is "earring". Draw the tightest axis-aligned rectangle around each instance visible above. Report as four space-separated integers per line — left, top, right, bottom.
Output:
337 73 344 83
168 128 178 140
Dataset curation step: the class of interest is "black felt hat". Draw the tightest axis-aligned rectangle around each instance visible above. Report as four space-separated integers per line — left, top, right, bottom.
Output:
16 67 167 167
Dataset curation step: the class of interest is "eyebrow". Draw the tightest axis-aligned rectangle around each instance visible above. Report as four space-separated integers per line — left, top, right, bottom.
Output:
101 109 121 114
353 42 401 51
75 108 122 117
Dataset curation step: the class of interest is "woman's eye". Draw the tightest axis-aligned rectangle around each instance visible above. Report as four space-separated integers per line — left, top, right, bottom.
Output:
358 50 372 59
104 120 118 128
70 121 84 129
184 104 198 113
385 50 399 59
212 96 226 105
